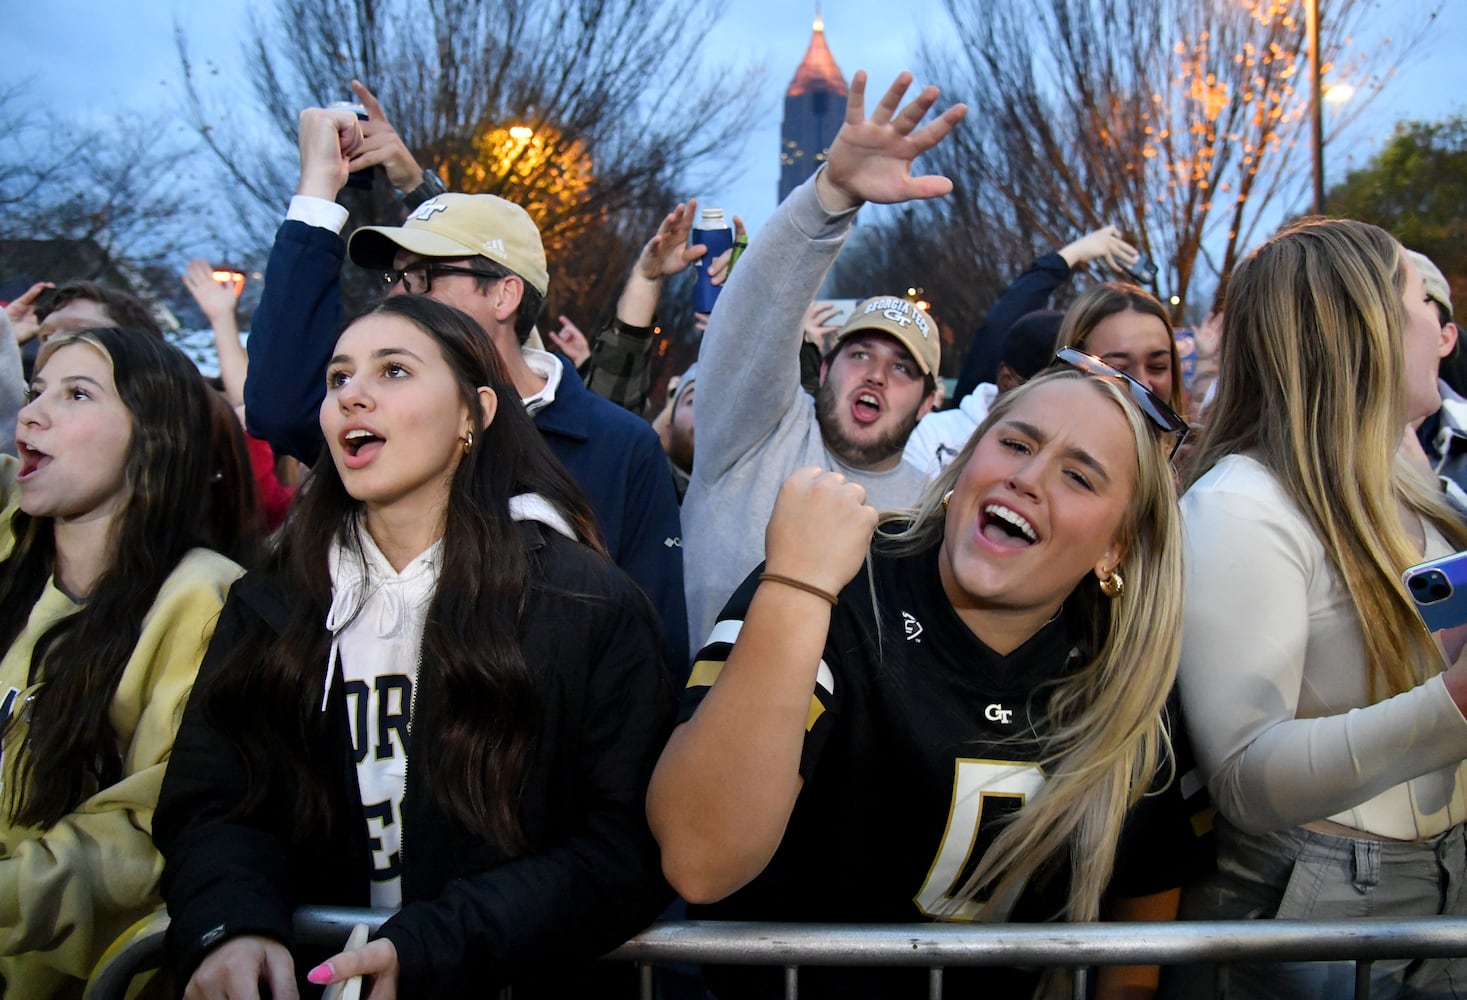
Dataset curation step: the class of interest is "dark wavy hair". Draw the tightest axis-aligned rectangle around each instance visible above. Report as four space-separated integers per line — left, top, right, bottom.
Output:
0 328 216 828
37 281 163 340
203 294 602 852
203 389 264 567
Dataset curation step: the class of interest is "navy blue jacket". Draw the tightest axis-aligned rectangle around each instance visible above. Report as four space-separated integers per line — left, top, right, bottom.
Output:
243 220 689 673
953 252 1073 403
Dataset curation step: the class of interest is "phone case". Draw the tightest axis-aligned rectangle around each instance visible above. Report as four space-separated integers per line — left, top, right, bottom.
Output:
1126 254 1159 284
1403 551 1467 632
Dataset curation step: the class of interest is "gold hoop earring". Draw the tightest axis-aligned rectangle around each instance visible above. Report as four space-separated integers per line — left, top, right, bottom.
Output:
941 490 954 512
1099 568 1124 599
462 430 474 454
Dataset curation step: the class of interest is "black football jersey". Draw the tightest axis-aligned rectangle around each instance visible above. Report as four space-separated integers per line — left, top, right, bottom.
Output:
679 536 1207 999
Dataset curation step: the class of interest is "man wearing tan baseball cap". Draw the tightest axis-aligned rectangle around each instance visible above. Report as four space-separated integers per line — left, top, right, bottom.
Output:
241 95 689 671
681 72 958 646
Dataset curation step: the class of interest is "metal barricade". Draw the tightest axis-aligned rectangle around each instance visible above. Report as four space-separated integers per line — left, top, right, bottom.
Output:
86 910 1467 1000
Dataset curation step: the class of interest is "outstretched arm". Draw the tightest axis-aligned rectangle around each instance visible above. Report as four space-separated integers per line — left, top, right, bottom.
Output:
582 202 711 412
243 107 362 461
1057 225 1139 274
5 281 52 348
183 260 248 409
814 71 967 213
954 224 1135 401
695 73 965 481
618 200 708 328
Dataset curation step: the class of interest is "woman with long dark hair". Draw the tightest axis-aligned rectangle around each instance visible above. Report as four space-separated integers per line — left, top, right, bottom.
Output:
0 327 243 996
156 295 674 998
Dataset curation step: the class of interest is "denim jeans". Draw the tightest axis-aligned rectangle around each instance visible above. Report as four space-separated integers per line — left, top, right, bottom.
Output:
1160 816 1467 999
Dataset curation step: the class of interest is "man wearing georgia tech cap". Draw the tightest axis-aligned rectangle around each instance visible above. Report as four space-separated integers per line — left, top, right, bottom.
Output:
243 96 688 673
680 94 950 645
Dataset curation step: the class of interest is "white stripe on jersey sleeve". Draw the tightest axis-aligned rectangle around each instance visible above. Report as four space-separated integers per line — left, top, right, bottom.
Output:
704 618 835 695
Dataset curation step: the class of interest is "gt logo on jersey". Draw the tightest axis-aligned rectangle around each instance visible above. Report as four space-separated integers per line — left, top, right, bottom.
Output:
984 704 1013 724
902 611 924 643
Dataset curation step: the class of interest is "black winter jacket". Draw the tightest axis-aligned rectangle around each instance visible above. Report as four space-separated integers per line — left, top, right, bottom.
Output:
155 524 676 996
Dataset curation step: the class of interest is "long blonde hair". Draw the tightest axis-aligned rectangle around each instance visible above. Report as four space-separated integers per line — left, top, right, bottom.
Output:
1186 217 1467 701
1056 281 1187 418
881 370 1183 923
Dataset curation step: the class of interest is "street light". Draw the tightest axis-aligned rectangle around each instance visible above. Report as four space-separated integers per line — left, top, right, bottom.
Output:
211 269 246 300
1306 0 1324 214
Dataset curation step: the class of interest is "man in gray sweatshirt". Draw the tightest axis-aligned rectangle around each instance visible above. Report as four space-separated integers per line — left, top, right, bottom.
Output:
681 71 967 648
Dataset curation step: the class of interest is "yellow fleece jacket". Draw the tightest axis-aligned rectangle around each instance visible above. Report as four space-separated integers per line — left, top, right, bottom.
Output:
0 459 243 998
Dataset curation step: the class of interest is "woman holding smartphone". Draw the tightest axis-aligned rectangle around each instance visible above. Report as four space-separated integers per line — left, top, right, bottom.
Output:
156 295 673 998
1171 219 1467 997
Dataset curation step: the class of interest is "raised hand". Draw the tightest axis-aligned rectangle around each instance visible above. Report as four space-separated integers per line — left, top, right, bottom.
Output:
182 259 239 326
636 200 707 281
5 281 54 346
816 71 968 213
1059 225 1139 273
1196 310 1224 363
764 467 878 598
619 203 730 327
350 80 425 191
802 301 841 349
296 106 365 200
546 314 591 367
704 215 747 289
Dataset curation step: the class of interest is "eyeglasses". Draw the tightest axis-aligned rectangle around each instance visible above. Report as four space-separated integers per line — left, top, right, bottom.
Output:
1054 347 1189 460
380 263 508 295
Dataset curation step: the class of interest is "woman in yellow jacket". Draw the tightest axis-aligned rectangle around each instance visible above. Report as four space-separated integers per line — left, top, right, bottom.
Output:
0 326 243 997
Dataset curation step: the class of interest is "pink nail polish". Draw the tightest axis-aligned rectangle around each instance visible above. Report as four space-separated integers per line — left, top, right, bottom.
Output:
306 962 333 985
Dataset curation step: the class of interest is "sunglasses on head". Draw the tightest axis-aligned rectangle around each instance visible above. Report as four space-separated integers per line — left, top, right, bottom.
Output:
1054 347 1189 460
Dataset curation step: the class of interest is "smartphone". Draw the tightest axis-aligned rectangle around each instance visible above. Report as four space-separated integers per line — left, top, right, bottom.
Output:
820 298 861 330
1125 252 1159 285
1403 551 1467 632
326 101 376 191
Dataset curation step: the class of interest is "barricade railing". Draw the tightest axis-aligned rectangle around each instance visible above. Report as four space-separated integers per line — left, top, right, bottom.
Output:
85 908 1467 1000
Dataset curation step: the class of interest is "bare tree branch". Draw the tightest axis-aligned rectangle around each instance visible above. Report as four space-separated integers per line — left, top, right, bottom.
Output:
179 0 768 323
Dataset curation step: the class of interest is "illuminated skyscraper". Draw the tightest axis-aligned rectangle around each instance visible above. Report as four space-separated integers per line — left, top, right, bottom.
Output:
778 11 847 204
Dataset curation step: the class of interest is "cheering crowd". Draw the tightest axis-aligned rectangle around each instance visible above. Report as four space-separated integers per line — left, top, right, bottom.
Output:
0 68 1464 1000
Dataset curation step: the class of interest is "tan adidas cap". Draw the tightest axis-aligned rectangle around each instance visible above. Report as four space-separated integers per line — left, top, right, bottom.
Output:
833 295 941 376
349 193 550 296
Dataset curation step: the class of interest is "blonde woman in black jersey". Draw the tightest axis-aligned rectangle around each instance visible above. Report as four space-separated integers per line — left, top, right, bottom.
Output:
650 363 1193 998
